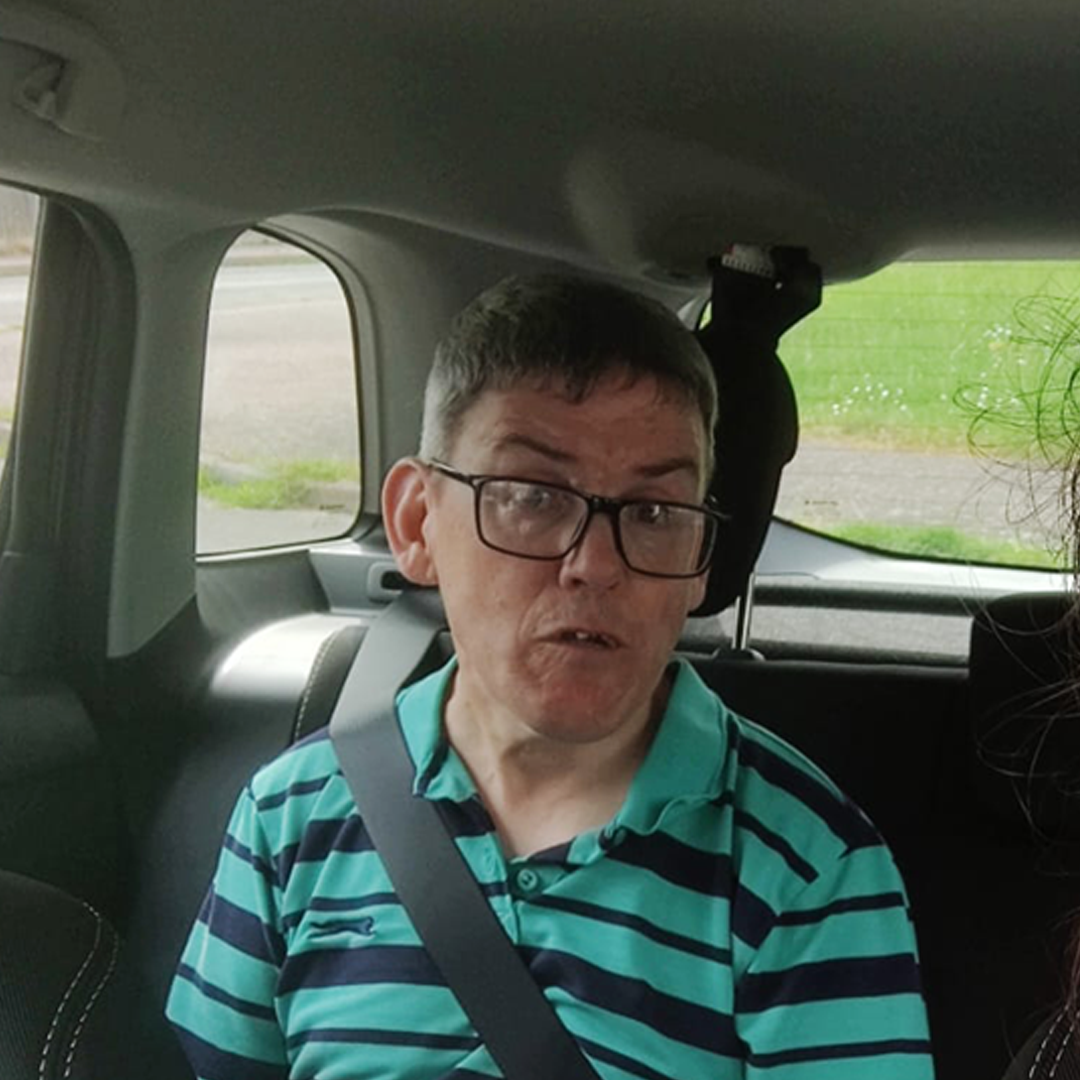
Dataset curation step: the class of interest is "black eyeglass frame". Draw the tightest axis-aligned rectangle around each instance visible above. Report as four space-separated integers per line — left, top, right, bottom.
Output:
427 460 727 579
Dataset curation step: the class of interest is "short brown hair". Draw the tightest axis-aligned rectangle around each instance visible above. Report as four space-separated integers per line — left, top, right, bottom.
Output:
420 274 717 476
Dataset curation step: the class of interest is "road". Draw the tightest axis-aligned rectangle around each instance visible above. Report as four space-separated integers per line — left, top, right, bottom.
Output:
0 256 360 463
0 271 29 409
201 258 360 463
0 258 1059 557
779 443 1059 551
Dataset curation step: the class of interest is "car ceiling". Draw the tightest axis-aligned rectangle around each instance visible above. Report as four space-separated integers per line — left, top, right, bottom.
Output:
1 0 1080 282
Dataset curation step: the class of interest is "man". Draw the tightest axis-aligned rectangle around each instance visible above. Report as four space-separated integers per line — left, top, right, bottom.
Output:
167 274 935 1078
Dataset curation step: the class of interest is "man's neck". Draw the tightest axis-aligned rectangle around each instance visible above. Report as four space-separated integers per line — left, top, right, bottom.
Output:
443 672 670 858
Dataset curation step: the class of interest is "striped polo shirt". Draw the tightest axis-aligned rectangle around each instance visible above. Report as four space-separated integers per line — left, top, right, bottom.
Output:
167 658 935 1080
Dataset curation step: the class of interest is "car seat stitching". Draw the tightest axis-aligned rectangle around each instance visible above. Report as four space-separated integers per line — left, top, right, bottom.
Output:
1047 1011 1078 1078
1030 1009 1069 1079
38 904 103 1080
61 911 120 1080
293 631 339 743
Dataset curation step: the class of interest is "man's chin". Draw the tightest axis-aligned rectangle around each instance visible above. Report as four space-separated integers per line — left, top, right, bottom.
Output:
522 682 651 744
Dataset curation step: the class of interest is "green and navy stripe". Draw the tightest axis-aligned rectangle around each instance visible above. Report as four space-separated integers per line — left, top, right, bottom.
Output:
167 658 935 1079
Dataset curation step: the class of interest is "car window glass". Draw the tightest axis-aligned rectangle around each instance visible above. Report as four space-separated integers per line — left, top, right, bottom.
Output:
197 231 360 553
775 261 1080 570
0 187 38 493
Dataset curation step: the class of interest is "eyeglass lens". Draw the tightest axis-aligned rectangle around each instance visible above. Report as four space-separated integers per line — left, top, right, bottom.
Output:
476 479 713 577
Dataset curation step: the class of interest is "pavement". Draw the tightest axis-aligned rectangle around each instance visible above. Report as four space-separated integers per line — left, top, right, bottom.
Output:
780 441 1063 550
0 253 30 277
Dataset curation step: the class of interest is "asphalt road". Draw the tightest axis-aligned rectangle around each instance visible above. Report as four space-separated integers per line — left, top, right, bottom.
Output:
779 442 1060 550
0 270 29 407
201 258 360 463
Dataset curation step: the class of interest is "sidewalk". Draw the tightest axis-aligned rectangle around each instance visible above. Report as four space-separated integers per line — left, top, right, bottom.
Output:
0 245 306 277
0 253 30 278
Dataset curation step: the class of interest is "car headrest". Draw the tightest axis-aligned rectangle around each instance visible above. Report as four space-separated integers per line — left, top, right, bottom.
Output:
968 591 1080 842
692 247 821 617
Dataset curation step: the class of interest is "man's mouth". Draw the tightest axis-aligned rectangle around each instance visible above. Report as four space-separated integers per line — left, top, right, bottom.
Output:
552 628 620 649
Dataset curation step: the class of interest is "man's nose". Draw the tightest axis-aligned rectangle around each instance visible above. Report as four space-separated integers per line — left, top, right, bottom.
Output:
558 510 626 588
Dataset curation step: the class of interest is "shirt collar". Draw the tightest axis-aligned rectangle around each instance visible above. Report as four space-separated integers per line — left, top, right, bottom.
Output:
395 656 728 829
611 659 727 836
396 657 476 801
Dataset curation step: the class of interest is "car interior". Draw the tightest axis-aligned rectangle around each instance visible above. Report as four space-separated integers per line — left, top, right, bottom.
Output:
2 3 1080 1078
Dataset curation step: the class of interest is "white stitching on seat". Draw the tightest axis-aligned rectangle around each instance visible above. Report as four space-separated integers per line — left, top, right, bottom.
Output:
1048 1012 1079 1079
1031 1010 1070 1079
292 630 340 743
61 918 120 1079
38 904 103 1080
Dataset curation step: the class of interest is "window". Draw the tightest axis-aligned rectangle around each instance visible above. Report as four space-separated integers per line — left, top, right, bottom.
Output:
197 232 360 553
0 187 38 491
775 261 1080 569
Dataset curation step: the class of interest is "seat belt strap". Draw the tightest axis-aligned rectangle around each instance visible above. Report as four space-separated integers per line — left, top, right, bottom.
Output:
329 588 600 1080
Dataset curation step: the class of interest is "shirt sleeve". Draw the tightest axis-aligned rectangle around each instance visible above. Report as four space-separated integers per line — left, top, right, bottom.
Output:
165 784 290 1080
734 841 936 1080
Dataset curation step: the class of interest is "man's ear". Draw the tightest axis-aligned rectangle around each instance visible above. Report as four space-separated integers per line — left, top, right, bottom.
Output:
382 458 439 586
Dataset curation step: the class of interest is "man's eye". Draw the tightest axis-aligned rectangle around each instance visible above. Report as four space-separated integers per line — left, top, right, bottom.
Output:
627 502 675 528
512 484 565 513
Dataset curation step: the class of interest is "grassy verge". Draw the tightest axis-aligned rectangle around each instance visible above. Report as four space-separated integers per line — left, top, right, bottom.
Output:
772 261 1080 566
824 522 1064 569
198 459 359 510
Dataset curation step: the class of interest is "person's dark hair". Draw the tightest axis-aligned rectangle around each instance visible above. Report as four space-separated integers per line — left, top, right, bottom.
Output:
1022 298 1080 1012
1061 367 1080 1011
419 274 718 477
965 294 1080 1020
966 294 1080 580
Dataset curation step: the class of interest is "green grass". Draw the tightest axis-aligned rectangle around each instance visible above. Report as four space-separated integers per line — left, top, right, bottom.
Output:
826 522 1065 569
199 459 359 510
780 261 1080 454
767 262 1080 566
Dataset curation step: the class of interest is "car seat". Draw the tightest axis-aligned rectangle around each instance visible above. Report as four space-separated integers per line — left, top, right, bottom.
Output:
921 591 1080 1078
0 869 189 1078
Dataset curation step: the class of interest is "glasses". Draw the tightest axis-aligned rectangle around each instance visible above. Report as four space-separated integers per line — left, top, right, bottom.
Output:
428 461 725 579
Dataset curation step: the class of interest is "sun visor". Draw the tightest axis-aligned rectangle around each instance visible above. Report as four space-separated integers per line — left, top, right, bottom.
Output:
693 246 821 618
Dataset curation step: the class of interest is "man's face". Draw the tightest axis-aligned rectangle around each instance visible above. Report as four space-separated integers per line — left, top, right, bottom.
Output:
399 373 710 746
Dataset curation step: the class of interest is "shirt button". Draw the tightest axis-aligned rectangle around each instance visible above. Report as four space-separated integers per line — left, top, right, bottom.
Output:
516 868 540 893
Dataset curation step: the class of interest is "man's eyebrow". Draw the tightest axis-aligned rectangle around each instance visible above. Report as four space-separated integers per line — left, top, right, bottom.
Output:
489 434 576 463
634 456 702 481
492 436 701 483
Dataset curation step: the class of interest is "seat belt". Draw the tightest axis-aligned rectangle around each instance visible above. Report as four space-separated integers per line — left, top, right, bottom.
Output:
329 587 600 1080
